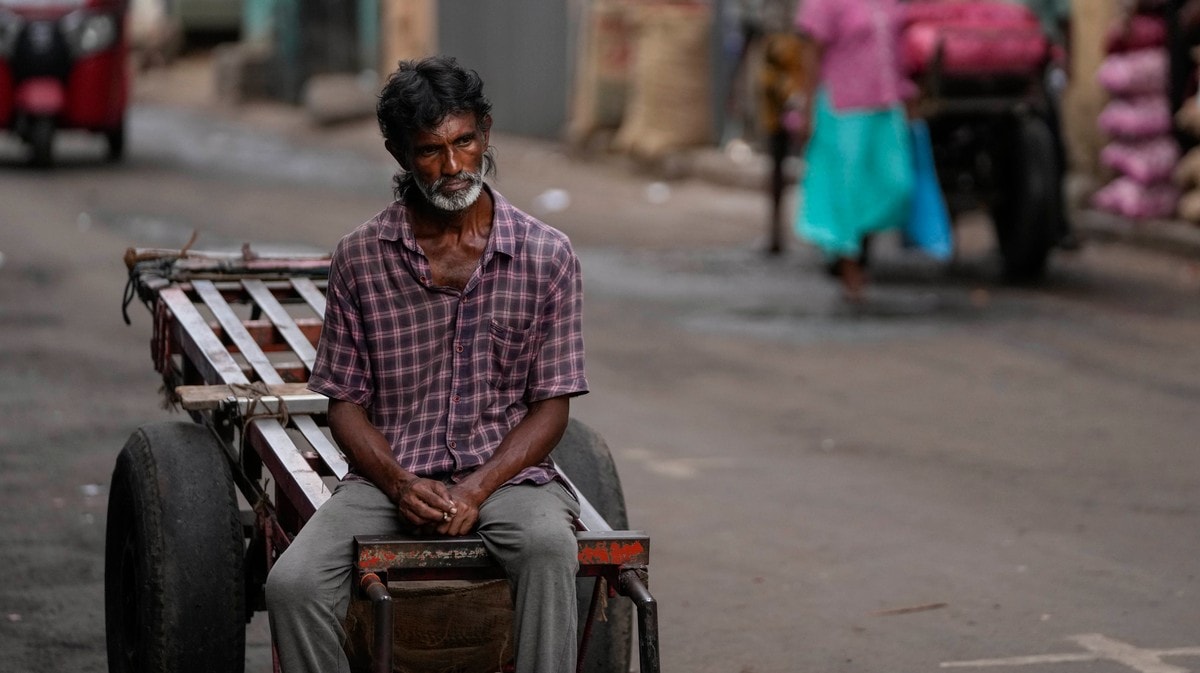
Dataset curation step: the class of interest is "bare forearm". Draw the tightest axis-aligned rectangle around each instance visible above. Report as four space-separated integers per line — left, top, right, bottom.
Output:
456 396 570 502
327 399 414 503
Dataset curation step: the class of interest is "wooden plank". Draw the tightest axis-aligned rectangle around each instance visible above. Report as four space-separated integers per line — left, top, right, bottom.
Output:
291 277 327 318
193 280 285 385
159 287 249 386
174 383 329 414
294 415 349 480
248 417 331 520
242 279 318 371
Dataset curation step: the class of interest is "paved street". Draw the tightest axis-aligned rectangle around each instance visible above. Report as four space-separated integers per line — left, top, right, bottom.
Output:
1 58 1199 673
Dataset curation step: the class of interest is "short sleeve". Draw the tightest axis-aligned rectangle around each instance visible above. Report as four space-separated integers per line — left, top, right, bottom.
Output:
525 245 588 403
307 245 374 407
795 0 839 44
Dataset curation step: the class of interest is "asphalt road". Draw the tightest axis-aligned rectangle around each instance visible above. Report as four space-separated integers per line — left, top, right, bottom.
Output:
1 87 1198 673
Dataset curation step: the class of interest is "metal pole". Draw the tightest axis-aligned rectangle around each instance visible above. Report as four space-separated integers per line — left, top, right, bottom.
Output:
360 573 393 673
576 576 606 673
619 569 659 673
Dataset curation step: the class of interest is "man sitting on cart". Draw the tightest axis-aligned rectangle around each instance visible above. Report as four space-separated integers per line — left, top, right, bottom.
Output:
266 55 589 673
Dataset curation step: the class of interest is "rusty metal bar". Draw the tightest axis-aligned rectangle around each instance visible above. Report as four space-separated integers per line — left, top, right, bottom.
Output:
193 280 285 385
620 569 659 673
158 287 249 386
242 279 318 371
356 531 649 574
360 573 393 673
290 277 327 318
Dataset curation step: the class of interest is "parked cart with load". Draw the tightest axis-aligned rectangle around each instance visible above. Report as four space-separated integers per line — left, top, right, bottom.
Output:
902 0 1066 281
108 247 659 673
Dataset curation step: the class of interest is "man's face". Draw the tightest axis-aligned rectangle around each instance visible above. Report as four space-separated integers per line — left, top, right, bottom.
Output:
406 112 489 212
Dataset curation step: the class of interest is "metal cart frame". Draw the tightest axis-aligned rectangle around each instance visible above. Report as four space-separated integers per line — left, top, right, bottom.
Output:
115 247 659 673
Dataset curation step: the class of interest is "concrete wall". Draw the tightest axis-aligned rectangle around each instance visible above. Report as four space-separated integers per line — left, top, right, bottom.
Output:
435 0 574 139
1064 0 1122 177
380 0 436 73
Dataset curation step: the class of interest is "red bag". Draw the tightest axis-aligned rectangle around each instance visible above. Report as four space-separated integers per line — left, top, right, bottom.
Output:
901 1 1049 77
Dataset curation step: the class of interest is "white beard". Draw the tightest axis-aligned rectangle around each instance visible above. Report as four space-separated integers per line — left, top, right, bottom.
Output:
416 170 484 212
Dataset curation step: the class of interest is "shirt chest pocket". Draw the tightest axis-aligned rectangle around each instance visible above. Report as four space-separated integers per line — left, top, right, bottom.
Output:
488 319 534 390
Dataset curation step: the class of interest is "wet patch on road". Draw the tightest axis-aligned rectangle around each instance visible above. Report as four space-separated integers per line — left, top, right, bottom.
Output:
583 245 995 344
128 104 394 195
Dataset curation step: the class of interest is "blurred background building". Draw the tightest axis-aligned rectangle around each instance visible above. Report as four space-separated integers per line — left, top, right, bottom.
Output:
124 0 1200 228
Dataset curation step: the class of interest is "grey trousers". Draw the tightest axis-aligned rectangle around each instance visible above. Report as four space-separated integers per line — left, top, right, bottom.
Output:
266 479 582 673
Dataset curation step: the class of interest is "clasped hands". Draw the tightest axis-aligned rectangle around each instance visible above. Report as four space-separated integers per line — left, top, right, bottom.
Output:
395 476 482 536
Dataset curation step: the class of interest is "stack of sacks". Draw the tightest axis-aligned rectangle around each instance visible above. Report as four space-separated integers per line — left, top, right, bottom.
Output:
900 1 1047 78
1172 146 1200 222
1092 25 1181 220
1173 47 1200 225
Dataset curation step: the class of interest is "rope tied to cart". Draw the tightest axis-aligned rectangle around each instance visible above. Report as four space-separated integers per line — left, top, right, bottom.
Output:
121 230 199 325
232 381 292 457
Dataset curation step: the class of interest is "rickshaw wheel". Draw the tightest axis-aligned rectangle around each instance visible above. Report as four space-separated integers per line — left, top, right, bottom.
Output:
551 418 634 673
28 117 54 168
105 120 126 163
989 114 1059 282
104 421 246 673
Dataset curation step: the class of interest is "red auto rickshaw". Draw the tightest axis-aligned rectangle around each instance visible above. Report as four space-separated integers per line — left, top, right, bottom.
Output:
0 0 129 167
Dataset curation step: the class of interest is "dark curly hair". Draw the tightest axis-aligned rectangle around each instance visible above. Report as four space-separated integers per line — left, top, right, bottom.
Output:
377 56 496 198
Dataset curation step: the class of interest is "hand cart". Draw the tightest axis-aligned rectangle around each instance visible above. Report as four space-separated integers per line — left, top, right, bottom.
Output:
905 0 1067 281
107 247 659 673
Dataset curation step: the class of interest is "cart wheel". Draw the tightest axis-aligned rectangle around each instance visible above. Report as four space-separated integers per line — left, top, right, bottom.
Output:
105 119 126 163
551 418 634 673
105 421 246 673
28 116 54 168
990 114 1060 282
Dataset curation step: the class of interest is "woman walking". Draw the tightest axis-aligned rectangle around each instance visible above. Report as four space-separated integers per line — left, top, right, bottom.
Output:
790 0 914 302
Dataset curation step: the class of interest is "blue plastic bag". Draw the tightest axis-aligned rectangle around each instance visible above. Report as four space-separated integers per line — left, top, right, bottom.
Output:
904 120 954 261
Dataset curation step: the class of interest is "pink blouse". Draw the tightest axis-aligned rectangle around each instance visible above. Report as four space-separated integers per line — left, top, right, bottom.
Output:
795 0 912 111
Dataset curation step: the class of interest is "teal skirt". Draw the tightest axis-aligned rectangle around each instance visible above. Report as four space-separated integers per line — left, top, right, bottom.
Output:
795 90 914 259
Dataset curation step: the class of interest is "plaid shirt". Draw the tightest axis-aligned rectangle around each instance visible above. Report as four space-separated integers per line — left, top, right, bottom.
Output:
308 187 588 485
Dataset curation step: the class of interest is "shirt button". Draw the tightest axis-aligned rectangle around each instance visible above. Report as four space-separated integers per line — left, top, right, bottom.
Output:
455 344 464 353
452 395 460 403
448 440 457 449
419 275 428 284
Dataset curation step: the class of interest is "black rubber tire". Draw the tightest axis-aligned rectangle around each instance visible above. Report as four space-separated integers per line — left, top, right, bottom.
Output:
28 116 54 168
105 421 246 673
105 119 126 163
551 418 633 673
990 114 1060 283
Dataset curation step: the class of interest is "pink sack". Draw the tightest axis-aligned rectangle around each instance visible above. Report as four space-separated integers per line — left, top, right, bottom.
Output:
1100 136 1181 184
902 1 1048 76
1091 176 1179 220
903 0 1036 26
1097 48 1169 97
1105 14 1168 53
1098 96 1174 139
